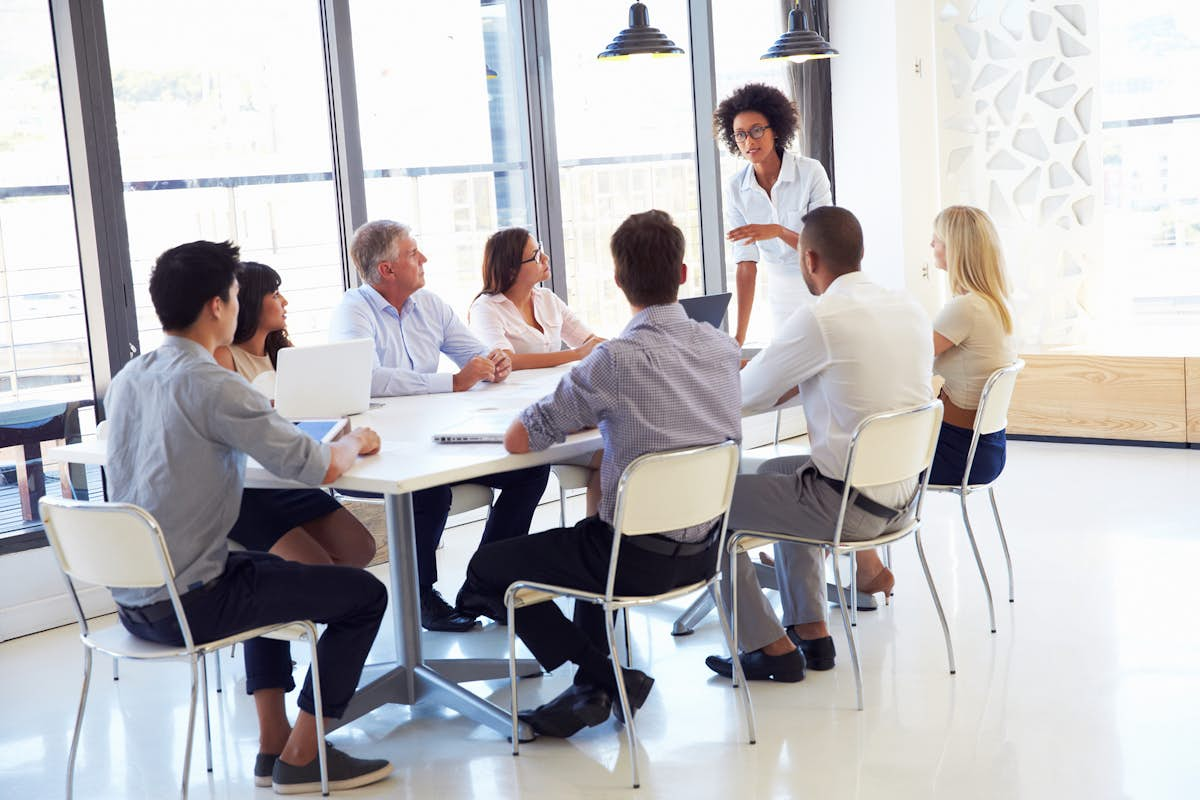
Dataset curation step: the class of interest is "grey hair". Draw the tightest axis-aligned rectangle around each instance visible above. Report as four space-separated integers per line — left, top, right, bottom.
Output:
350 220 411 285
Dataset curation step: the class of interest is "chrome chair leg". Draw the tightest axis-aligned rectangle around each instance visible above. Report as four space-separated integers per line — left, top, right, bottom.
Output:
711 582 755 744
67 647 93 800
915 531 956 674
605 608 639 789
111 656 119 682
304 623 330 797
199 653 213 773
849 552 858 627
558 485 568 529
989 487 1015 603
507 601 520 756
960 493 997 633
214 649 223 692
830 549 863 710
622 608 632 668
729 547 741 689
182 657 199 799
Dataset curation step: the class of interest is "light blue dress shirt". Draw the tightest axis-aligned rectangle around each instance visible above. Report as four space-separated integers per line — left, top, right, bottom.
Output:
105 336 331 607
329 283 489 396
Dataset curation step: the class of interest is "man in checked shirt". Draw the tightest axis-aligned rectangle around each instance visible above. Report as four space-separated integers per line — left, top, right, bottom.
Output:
457 210 743 738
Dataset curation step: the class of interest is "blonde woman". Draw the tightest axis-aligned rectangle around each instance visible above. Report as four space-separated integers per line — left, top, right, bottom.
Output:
855 206 1017 600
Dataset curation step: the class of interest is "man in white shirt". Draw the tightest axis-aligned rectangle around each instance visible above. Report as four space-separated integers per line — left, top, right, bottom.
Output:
330 220 551 632
705 206 933 683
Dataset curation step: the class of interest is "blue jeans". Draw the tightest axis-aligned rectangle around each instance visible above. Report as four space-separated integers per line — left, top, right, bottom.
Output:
927 422 1006 486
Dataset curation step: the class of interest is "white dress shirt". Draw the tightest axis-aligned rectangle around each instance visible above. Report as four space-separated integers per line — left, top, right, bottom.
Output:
468 287 594 355
724 151 833 332
329 283 488 396
740 272 934 508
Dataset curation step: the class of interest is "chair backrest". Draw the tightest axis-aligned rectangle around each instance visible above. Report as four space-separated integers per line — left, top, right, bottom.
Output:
612 441 741 537
975 359 1024 436
251 371 277 399
846 400 944 489
40 497 176 591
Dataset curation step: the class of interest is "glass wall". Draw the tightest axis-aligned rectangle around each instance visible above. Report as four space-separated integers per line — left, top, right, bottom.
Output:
546 0 704 336
105 0 346 351
351 0 535 321
0 1 97 537
1097 0 1200 353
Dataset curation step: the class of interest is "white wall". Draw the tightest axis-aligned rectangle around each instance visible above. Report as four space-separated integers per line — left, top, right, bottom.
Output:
830 0 945 315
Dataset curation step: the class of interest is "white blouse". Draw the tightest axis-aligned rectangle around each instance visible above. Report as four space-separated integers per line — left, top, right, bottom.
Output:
724 150 832 267
468 287 594 355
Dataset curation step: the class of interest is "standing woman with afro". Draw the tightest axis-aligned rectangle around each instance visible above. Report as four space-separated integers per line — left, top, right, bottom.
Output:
714 83 832 344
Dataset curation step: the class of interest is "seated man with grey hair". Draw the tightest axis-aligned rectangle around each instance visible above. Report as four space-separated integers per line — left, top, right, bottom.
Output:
331 220 551 632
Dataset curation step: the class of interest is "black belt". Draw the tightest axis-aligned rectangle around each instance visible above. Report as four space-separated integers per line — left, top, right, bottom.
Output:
816 474 903 520
117 576 222 626
625 527 719 557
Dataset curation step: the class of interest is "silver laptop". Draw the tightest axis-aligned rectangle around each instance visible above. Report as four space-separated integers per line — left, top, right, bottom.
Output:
274 339 373 419
432 410 516 444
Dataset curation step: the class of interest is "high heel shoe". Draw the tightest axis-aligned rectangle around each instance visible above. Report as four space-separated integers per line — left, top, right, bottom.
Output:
856 567 895 605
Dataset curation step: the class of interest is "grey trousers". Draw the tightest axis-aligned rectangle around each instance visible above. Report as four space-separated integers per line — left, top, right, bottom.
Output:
720 456 902 652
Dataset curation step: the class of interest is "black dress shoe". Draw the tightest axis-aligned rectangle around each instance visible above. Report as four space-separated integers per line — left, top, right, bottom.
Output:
608 669 655 725
454 586 507 624
420 588 480 632
518 684 613 738
785 631 836 671
705 648 806 682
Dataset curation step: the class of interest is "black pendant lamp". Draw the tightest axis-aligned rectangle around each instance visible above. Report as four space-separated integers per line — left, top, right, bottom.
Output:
761 0 839 63
597 2 684 60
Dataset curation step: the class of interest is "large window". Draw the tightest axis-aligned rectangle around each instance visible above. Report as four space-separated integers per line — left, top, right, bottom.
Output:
547 0 704 336
105 0 346 352
0 2 98 538
1098 0 1200 352
352 0 535 320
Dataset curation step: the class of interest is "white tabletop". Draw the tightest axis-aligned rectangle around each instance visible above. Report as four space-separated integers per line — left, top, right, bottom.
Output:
46 366 601 496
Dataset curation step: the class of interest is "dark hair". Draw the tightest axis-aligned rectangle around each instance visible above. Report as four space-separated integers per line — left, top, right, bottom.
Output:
233 261 293 367
712 82 799 157
610 210 685 307
477 227 532 300
148 240 239 331
800 206 864 274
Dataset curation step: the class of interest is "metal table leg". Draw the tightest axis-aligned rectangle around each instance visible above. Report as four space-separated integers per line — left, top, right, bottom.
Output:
333 490 536 740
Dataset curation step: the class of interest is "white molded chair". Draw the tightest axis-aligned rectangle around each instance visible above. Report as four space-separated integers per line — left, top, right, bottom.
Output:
40 497 330 799
927 359 1024 633
729 400 953 711
504 441 753 789
550 463 591 528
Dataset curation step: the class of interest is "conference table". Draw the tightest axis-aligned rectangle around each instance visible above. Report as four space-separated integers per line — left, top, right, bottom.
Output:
47 366 602 742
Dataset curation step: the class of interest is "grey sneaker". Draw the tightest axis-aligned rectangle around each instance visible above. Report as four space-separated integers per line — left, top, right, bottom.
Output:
254 753 279 787
272 744 392 795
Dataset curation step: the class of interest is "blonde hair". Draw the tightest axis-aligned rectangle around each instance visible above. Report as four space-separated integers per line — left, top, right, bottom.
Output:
933 205 1013 334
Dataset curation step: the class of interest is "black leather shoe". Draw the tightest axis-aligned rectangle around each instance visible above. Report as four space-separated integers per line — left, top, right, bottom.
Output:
785 631 836 670
420 588 480 632
609 669 655 725
518 684 613 738
705 648 806 682
454 586 506 622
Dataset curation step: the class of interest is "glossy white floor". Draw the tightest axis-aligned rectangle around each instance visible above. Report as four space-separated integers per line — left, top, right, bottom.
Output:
3 440 1200 799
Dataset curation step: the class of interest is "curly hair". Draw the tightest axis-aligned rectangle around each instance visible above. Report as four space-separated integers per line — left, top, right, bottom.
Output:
712 82 799 157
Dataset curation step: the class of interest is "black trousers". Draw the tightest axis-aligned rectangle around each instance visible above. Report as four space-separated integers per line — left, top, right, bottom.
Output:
463 515 719 672
118 550 387 718
412 465 550 589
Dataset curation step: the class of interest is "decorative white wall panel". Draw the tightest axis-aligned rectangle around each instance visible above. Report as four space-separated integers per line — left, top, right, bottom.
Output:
935 1 1102 350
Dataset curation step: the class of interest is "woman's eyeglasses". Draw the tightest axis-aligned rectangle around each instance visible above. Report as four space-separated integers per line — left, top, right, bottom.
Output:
733 124 771 143
520 243 544 264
